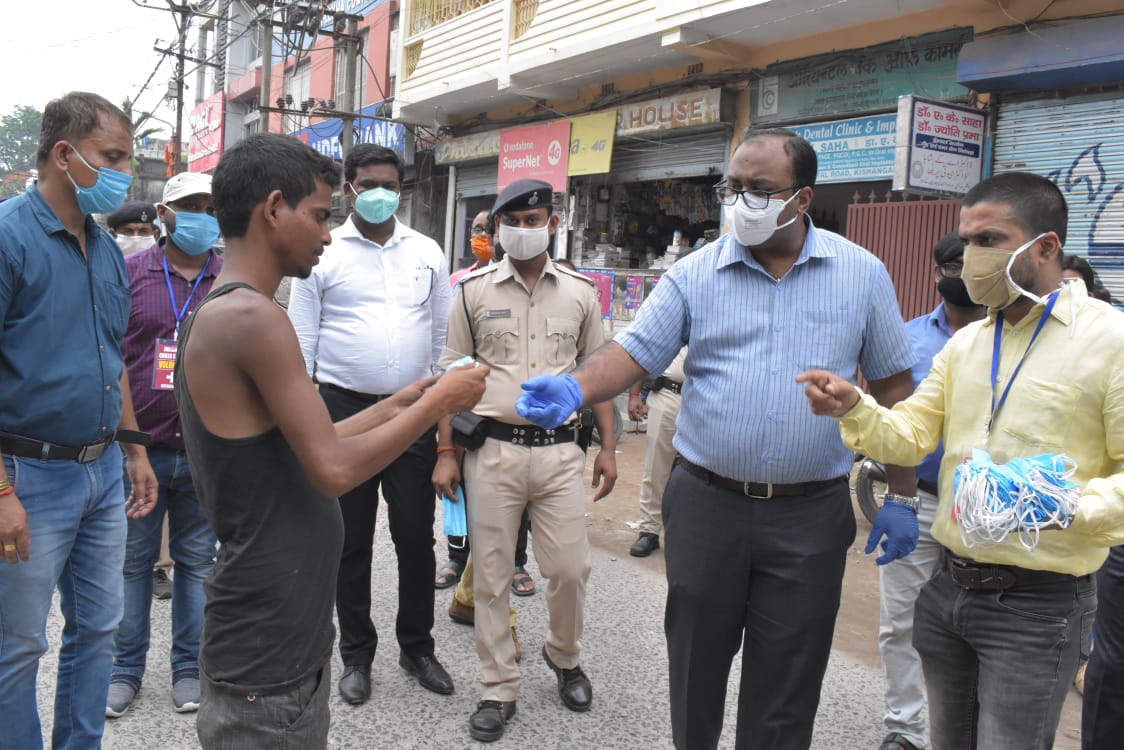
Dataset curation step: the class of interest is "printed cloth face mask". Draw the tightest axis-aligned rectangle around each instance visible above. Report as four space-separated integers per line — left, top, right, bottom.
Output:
498 224 550 260
66 145 132 215
352 186 400 224
165 208 220 256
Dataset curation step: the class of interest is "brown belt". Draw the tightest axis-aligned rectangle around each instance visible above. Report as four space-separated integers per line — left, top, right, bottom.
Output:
675 456 847 499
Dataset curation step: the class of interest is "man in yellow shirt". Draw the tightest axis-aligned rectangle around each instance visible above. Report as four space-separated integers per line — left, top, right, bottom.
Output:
798 171 1124 750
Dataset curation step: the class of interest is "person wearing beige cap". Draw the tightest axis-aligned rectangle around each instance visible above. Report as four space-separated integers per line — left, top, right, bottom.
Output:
105 169 221 718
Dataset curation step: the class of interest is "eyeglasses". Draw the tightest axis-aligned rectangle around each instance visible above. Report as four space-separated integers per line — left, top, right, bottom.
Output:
938 260 963 278
713 182 799 209
470 225 488 236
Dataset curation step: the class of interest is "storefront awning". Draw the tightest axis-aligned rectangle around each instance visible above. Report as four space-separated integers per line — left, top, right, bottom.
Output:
956 16 1124 90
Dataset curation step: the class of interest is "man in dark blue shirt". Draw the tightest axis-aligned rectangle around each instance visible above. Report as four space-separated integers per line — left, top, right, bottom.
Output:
0 92 157 750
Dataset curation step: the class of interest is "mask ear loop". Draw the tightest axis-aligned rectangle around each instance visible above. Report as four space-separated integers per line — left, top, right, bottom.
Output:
1003 232 1048 305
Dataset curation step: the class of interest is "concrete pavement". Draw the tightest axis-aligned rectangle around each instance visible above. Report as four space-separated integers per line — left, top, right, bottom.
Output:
34 514 889 750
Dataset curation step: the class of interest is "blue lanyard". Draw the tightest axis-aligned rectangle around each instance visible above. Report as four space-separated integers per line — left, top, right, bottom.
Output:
162 253 212 340
988 291 1059 434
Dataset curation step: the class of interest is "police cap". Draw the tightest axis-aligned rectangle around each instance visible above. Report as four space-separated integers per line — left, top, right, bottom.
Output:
107 200 158 229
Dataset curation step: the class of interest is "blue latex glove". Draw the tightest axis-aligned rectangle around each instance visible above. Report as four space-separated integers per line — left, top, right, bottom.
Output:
865 500 920 566
516 374 583 429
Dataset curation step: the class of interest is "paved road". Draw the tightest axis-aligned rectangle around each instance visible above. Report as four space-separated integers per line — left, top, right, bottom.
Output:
35 517 890 749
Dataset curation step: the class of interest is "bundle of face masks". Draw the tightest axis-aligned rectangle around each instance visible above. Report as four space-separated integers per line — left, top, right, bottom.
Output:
952 449 1080 550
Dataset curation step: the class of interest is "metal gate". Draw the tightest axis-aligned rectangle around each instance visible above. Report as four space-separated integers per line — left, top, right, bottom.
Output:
846 197 961 323
607 128 730 183
994 91 1124 305
455 160 498 199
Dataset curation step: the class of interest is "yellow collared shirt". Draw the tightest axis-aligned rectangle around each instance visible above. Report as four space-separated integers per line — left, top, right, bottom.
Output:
840 282 1124 575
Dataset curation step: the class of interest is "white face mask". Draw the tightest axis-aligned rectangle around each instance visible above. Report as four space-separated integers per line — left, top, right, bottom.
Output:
498 224 550 261
726 192 800 247
115 235 152 255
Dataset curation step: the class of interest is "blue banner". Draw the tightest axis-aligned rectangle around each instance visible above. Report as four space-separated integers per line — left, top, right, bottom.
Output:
292 101 406 160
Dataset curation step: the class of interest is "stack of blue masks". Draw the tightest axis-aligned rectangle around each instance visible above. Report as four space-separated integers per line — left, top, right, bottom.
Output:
952 448 1080 550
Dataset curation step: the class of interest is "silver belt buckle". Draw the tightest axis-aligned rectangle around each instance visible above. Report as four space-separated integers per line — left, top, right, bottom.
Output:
743 482 773 499
77 439 110 464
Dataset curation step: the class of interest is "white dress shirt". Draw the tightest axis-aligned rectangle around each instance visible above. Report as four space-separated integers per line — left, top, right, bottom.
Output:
288 215 451 395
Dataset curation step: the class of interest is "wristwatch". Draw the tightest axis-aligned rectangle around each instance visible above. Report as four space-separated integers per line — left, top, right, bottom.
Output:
883 493 920 514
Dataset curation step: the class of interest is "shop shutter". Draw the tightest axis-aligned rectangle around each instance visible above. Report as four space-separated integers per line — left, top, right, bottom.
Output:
607 128 730 183
455 160 498 198
994 92 1124 305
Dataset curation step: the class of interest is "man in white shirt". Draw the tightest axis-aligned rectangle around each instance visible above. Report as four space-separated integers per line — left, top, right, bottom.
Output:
288 144 453 705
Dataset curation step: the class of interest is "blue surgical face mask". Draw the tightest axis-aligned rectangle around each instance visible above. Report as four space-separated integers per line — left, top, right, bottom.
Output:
351 185 399 224
66 145 132 215
166 207 220 256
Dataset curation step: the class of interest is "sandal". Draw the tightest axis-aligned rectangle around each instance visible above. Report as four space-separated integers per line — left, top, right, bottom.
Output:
511 565 536 597
435 559 465 589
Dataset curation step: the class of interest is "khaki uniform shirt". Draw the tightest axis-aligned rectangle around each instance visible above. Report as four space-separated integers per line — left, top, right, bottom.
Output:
440 257 604 424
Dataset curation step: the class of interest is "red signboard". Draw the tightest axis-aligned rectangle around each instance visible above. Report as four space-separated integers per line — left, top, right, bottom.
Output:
187 91 226 173
497 121 570 192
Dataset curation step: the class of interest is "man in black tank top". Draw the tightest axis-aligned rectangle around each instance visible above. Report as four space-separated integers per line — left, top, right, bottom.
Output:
175 134 488 750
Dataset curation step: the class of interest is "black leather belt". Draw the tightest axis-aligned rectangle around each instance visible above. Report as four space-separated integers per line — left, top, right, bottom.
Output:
0 430 151 464
675 456 847 499
486 420 576 447
652 376 682 395
318 382 388 404
918 478 938 496
944 551 1087 591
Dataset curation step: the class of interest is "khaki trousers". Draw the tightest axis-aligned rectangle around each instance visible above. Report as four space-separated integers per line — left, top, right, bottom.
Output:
453 556 517 627
463 437 591 702
637 388 681 535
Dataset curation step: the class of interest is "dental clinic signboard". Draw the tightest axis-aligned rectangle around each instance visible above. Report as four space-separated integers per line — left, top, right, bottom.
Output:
497 121 571 192
893 95 986 198
790 114 897 183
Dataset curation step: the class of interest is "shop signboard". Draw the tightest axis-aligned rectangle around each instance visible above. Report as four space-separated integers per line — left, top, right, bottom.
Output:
790 114 897 183
187 91 225 173
498 121 571 192
893 95 985 198
435 130 500 165
750 28 971 125
617 88 722 138
579 268 615 319
568 111 617 176
292 101 406 159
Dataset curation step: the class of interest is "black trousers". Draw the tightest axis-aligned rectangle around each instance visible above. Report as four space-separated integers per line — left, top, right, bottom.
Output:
320 385 438 666
1083 544 1124 750
447 507 530 568
663 465 855 750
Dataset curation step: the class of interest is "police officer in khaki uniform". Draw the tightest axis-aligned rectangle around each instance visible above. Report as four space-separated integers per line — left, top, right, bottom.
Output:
432 179 617 743
627 346 687 557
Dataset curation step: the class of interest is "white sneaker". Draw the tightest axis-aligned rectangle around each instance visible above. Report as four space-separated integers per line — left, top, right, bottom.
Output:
106 682 138 718
173 677 201 713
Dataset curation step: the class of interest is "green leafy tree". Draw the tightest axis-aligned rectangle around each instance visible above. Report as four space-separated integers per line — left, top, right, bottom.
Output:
121 98 162 157
0 104 41 173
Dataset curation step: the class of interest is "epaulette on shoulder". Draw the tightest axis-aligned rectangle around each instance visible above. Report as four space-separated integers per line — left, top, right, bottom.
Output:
555 264 595 286
462 264 498 283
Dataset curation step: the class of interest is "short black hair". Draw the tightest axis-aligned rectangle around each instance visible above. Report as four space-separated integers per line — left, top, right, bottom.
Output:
344 143 404 185
1061 254 1096 289
962 171 1068 247
738 127 818 189
212 133 342 238
933 232 965 264
36 92 131 168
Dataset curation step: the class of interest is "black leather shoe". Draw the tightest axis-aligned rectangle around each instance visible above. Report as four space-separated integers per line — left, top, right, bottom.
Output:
399 652 454 695
629 532 660 557
469 700 517 742
542 645 592 712
338 665 371 705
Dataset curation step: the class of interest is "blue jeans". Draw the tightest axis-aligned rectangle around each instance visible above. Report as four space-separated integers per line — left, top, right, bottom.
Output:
0 446 127 750
111 448 215 689
913 562 1096 750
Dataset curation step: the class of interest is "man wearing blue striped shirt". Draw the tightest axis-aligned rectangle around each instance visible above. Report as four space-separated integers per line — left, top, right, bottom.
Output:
517 128 918 750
